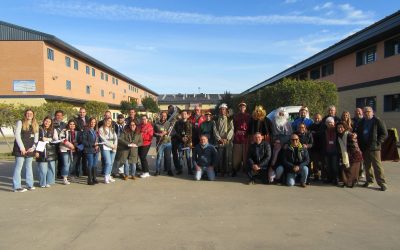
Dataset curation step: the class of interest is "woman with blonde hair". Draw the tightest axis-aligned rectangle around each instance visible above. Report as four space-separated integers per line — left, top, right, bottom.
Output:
12 108 39 192
341 111 353 132
99 117 118 184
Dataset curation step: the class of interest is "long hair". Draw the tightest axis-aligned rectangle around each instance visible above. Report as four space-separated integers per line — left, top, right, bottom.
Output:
22 108 39 133
101 117 115 135
86 117 97 130
41 116 54 133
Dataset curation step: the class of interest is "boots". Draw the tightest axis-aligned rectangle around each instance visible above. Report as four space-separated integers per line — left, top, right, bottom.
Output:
92 166 98 184
87 167 94 185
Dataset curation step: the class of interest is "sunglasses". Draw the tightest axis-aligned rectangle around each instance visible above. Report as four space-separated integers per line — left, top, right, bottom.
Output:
291 138 299 141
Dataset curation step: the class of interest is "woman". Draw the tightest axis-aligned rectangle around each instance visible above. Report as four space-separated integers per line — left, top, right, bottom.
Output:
82 117 99 185
337 122 363 188
36 116 58 188
341 111 353 132
12 108 39 192
59 119 80 183
99 117 118 184
138 115 154 178
115 121 143 180
322 117 339 185
295 122 313 184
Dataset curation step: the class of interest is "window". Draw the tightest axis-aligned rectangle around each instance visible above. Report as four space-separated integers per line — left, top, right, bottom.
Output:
47 48 54 61
92 68 96 77
356 96 376 111
86 85 91 94
384 36 400 58
124 89 126 93
310 68 320 80
298 72 308 80
101 90 104 97
66 80 71 90
356 46 376 66
112 93 115 99
321 62 334 77
384 94 400 112
65 56 71 67
112 77 115 84
86 66 90 74
74 60 79 70
105 74 108 81
101 72 104 80
115 79 119 85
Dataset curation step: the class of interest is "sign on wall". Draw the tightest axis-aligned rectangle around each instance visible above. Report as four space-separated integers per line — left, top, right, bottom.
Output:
13 80 36 92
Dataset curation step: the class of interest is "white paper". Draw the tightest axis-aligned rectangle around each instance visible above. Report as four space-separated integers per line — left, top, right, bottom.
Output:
36 141 48 152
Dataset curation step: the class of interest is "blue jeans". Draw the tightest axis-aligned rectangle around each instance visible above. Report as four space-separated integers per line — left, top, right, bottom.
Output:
86 153 99 170
287 166 309 186
101 150 116 175
37 161 55 186
124 162 137 176
61 152 79 177
194 166 215 181
156 142 172 171
13 157 34 189
178 145 192 172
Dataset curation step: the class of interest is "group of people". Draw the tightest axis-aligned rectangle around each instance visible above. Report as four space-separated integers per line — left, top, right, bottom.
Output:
11 102 389 192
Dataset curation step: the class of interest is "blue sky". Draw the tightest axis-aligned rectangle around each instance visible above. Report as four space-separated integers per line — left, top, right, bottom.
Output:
1 0 399 94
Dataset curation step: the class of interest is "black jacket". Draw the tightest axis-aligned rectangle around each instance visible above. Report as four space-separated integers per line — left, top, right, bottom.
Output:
247 141 271 170
283 146 309 173
36 127 58 162
356 116 387 151
75 116 90 131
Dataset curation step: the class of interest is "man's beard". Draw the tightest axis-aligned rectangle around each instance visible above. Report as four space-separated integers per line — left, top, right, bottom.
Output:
275 116 288 128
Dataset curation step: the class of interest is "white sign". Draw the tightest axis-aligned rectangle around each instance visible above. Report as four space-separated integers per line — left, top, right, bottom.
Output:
13 80 36 92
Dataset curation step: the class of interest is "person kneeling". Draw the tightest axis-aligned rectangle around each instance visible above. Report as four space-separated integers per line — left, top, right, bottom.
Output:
193 135 218 181
283 134 310 187
247 132 272 184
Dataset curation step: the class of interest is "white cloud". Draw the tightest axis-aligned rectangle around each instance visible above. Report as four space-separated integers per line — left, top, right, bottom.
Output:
37 0 374 26
314 2 333 11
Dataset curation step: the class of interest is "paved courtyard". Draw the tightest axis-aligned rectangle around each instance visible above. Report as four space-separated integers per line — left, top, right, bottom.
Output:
0 150 399 250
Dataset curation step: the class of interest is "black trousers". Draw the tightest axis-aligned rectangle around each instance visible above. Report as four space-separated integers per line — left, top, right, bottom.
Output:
171 140 181 170
138 145 151 173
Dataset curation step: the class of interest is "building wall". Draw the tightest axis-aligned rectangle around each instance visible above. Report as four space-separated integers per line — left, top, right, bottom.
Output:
321 36 400 87
159 103 217 112
0 41 45 95
339 81 400 133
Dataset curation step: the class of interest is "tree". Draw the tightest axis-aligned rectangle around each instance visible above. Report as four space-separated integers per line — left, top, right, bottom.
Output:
215 91 235 115
141 97 159 113
41 101 76 121
84 101 109 120
120 100 138 115
239 78 338 115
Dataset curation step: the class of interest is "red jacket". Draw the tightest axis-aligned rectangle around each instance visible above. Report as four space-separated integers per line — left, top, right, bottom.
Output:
233 112 250 144
189 114 206 145
139 122 154 146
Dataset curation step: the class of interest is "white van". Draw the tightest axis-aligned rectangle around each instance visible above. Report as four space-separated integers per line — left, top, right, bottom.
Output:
266 106 309 122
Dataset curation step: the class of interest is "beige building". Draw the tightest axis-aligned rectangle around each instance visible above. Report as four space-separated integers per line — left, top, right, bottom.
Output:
0 21 158 119
242 11 400 132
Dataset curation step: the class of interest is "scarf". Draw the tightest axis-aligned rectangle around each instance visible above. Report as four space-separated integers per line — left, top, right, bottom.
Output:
338 132 350 168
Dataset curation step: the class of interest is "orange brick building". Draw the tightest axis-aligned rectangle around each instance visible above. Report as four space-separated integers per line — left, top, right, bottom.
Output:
242 11 400 132
0 21 158 118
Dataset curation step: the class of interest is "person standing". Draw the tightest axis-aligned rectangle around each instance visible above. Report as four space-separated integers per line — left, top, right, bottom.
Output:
200 111 216 145
232 102 250 176
138 115 154 178
352 108 364 133
53 110 66 179
99 117 118 184
356 106 388 191
74 107 89 176
309 113 324 181
12 108 39 192
172 110 193 175
249 105 272 142
322 117 339 185
82 117 100 185
193 135 218 181
189 105 206 148
154 111 173 176
214 103 234 176
59 120 81 180
341 111 353 132
292 106 313 131
36 116 58 187
125 108 139 128
336 122 363 188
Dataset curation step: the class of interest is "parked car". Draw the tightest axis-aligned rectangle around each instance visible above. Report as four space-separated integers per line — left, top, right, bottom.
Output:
267 106 309 122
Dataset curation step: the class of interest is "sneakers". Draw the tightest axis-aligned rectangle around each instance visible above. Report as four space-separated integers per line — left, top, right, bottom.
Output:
63 178 71 185
109 176 116 183
380 184 388 191
27 186 35 191
14 188 27 193
45 184 51 188
140 172 151 178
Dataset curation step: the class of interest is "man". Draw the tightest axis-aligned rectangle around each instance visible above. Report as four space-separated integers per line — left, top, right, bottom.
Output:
200 111 216 145
283 133 310 187
74 107 89 175
172 110 193 175
356 106 388 191
114 114 126 137
193 135 218 181
352 108 364 132
154 111 173 176
213 103 234 177
232 102 250 176
53 110 66 178
271 107 292 145
98 110 116 128
189 105 206 148
292 106 313 131
309 113 324 181
125 108 139 128
321 105 341 130
247 132 272 184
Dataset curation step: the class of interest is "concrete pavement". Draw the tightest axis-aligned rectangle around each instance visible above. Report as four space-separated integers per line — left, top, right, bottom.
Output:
0 153 399 250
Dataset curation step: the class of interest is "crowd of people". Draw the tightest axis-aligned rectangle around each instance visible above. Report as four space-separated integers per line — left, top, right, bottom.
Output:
11 102 389 192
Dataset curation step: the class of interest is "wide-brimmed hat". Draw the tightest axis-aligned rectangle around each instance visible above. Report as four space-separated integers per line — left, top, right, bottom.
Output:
219 103 228 109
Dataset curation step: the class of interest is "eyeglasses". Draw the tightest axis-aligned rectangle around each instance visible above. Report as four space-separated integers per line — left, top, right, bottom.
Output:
291 138 299 141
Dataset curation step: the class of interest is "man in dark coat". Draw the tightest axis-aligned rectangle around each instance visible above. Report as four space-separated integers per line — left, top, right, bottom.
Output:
247 132 271 184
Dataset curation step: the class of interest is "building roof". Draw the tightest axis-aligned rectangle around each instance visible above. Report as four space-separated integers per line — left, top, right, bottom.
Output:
158 93 233 104
241 10 400 95
0 20 158 96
